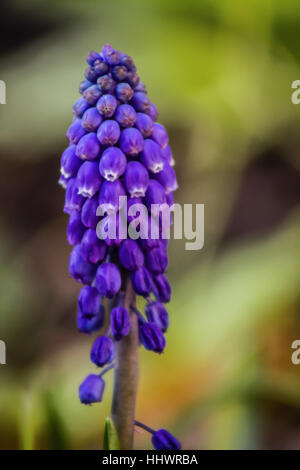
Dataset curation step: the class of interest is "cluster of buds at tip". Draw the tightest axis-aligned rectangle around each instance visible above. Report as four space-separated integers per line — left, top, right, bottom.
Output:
59 44 179 449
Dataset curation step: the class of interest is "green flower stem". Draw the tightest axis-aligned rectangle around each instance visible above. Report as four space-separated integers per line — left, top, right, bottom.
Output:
111 276 139 450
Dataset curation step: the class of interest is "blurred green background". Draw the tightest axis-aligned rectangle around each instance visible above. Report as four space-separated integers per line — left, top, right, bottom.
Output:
0 0 300 450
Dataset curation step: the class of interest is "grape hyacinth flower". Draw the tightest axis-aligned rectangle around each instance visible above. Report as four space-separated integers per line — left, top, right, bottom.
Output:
59 44 180 450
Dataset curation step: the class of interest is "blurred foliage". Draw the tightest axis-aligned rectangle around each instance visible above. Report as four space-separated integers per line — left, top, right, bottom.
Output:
0 0 300 450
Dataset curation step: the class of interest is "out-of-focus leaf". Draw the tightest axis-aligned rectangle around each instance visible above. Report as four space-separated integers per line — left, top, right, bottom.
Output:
103 417 120 450
19 390 35 450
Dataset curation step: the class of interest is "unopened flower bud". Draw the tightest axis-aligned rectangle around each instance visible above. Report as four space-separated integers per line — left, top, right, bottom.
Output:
67 210 85 245
91 335 114 367
153 273 171 303
99 179 125 214
119 239 144 271
145 302 168 332
76 132 101 161
111 306 131 341
95 262 121 298
152 123 168 149
115 104 137 128
79 374 105 404
131 92 150 113
125 161 149 198
111 65 128 81
66 119 86 144
80 229 107 263
135 113 154 137
97 120 120 146
120 128 144 156
82 107 103 132
139 320 166 353
60 144 81 178
81 195 99 229
72 97 90 117
141 139 164 173
146 245 168 274
155 164 178 194
64 178 85 213
69 245 96 284
152 429 181 450
83 84 102 105
115 82 134 102
130 266 152 297
101 44 120 65
99 147 127 182
84 67 98 82
97 74 115 93
77 161 102 197
96 94 118 118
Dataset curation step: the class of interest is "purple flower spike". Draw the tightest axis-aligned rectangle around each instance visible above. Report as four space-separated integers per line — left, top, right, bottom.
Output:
79 374 105 404
131 92 150 113
139 320 166 353
155 164 178 194
146 246 168 274
140 139 164 174
97 120 120 146
152 123 169 149
125 161 149 198
99 179 126 214
115 104 137 128
60 145 81 178
91 335 114 367
115 82 134 103
119 239 144 271
96 94 118 118
64 178 85 213
76 133 101 161
135 113 154 138
72 97 90 117
111 306 131 341
67 210 85 245
60 44 178 421
153 273 171 303
152 429 181 450
130 266 152 297
81 195 99 229
77 161 102 198
80 229 107 264
82 107 103 132
120 128 144 156
69 245 96 285
83 84 102 105
66 118 86 144
145 302 169 332
99 147 127 182
95 262 121 298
